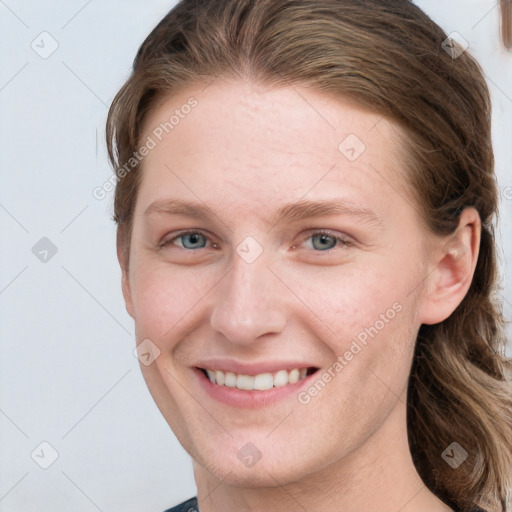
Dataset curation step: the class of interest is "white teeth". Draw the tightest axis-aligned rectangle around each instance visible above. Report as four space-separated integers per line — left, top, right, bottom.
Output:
273 370 289 387
215 370 225 385
236 374 254 390
253 373 274 391
288 368 299 384
204 367 311 390
224 372 237 387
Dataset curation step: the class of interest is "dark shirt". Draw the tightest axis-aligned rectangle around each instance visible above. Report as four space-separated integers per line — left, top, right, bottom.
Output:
163 497 198 512
163 496 487 512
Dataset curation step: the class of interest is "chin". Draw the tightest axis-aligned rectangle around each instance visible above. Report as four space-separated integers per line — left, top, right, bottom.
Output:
197 455 306 488
191 435 333 490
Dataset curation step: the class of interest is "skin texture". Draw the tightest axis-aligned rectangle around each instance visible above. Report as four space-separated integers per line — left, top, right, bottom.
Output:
118 80 481 512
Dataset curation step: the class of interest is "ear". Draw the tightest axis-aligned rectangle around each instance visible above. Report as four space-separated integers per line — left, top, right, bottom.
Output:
117 226 135 319
418 207 481 325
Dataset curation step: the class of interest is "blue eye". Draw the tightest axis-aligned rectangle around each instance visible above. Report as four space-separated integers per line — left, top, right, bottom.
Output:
310 233 337 251
305 231 350 251
161 231 209 250
160 230 350 254
179 232 207 249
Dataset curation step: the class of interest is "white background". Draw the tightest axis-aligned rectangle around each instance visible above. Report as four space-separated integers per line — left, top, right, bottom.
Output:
0 1 510 511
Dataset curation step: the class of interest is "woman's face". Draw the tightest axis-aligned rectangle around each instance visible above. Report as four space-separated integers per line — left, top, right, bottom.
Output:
121 80 437 486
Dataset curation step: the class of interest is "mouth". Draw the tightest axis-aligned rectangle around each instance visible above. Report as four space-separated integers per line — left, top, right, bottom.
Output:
197 366 319 391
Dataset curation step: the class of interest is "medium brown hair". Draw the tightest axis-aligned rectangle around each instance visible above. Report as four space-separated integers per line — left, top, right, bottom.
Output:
106 1 512 510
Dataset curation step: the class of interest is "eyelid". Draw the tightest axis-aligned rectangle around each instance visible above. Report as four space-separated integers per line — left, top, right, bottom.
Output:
159 229 216 249
159 228 352 252
296 228 352 250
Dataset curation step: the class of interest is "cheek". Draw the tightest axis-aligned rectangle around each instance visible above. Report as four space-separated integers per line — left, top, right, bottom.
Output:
295 262 419 386
130 263 212 342
288 262 410 338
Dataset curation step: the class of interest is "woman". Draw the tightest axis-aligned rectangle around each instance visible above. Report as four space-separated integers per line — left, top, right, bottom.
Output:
106 0 512 510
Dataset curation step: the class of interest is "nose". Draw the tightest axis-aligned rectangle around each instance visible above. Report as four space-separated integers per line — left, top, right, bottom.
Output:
209 252 287 345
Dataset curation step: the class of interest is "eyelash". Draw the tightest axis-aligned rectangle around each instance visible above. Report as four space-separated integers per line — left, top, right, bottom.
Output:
159 229 352 253
294 228 352 251
159 231 219 250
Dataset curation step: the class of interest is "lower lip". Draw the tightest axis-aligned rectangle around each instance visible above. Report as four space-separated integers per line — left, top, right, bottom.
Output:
193 368 318 409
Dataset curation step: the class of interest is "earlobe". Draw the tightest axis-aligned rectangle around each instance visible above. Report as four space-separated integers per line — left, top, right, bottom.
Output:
117 227 135 319
419 208 481 325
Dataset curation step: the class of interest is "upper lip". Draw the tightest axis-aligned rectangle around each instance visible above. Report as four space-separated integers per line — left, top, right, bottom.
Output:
194 358 319 375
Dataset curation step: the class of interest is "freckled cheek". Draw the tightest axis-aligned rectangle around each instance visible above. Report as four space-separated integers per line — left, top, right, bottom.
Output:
296 268 399 336
309 281 415 378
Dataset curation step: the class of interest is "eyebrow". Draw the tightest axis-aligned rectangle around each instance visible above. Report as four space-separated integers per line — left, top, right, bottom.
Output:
144 198 383 229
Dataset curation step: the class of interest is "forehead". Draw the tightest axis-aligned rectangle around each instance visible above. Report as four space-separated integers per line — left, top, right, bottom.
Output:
135 79 413 223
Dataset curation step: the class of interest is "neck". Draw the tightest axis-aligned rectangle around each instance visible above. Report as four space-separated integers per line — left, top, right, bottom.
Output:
192 399 452 512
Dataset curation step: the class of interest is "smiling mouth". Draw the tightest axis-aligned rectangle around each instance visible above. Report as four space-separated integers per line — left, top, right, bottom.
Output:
198 367 319 391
